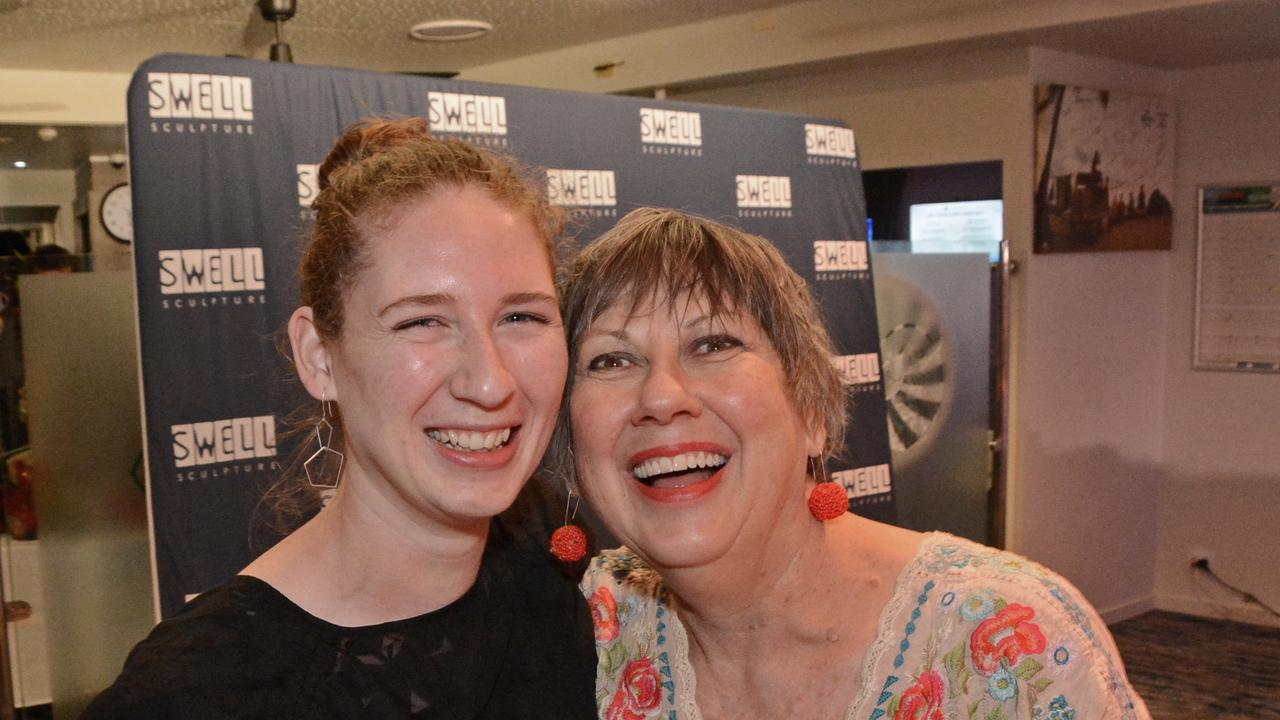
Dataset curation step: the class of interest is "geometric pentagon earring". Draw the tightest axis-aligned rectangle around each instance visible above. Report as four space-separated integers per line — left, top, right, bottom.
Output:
304 398 344 489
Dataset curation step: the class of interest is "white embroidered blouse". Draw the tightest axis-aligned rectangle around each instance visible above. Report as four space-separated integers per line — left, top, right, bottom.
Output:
580 533 1149 720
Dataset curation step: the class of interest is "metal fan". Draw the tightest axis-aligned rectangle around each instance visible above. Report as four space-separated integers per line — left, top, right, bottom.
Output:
874 273 955 467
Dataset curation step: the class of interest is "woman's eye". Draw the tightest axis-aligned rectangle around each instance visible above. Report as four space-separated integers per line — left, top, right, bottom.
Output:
393 316 444 331
586 353 633 371
502 311 549 325
693 334 743 355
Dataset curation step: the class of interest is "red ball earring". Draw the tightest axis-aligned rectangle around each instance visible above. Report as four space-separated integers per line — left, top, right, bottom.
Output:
808 456 847 521
550 488 589 562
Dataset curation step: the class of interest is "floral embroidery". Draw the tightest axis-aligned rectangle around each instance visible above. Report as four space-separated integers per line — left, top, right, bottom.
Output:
591 587 621 642
959 591 995 621
606 658 662 720
1034 694 1077 720
969 603 1047 674
586 536 1145 720
892 671 945 720
1053 646 1070 665
987 666 1017 701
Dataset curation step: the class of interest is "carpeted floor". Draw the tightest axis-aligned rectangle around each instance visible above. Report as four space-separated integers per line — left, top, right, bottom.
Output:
1110 610 1280 719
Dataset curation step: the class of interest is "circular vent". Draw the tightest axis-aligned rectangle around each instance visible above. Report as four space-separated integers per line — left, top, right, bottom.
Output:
409 19 493 42
875 274 955 467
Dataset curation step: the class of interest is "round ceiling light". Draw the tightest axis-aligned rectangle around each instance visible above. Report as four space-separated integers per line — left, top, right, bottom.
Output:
409 19 492 42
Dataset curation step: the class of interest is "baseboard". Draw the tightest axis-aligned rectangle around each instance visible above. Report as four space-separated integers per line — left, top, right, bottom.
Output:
1100 595 1155 624
1156 594 1280 629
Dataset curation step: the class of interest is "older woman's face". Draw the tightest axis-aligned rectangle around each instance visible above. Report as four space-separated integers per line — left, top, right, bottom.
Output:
569 291 822 570
329 185 567 528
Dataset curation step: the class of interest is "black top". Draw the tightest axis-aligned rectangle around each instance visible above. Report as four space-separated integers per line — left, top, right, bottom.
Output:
82 488 598 720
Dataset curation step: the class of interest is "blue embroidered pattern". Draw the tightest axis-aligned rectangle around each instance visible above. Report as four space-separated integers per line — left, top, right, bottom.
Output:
655 602 678 715
868 580 934 720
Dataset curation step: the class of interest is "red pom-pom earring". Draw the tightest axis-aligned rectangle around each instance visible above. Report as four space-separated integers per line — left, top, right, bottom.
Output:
550 488 589 562
808 456 847 521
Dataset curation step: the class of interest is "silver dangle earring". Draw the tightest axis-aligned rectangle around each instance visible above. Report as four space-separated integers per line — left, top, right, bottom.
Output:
304 398 344 489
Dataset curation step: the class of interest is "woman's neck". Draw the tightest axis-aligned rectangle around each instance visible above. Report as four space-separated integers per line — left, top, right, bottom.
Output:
662 514 923 720
243 467 491 626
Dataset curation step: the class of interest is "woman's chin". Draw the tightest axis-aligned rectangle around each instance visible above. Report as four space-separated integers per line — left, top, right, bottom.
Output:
626 526 735 573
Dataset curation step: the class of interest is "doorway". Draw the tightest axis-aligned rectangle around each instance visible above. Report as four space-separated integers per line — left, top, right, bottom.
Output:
863 161 1008 547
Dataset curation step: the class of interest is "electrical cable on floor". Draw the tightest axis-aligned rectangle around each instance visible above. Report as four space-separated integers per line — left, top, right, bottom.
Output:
1192 558 1280 621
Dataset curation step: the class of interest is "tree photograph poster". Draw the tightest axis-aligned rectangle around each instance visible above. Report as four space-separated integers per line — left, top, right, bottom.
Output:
1034 84 1175 253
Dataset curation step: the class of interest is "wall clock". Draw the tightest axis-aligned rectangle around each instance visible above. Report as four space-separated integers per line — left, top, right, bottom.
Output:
99 182 133 244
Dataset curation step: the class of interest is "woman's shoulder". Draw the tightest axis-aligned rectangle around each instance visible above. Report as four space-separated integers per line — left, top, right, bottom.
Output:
910 533 1109 631
864 533 1148 720
581 548 682 718
82 576 325 719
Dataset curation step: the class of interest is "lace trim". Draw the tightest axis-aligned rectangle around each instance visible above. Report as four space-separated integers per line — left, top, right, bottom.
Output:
664 597 701 720
844 531 941 719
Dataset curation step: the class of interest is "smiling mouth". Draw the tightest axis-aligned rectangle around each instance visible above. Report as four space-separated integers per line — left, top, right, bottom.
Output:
426 427 516 452
631 451 728 488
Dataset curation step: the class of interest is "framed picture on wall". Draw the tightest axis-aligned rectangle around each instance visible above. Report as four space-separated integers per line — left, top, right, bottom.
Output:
1033 84 1175 253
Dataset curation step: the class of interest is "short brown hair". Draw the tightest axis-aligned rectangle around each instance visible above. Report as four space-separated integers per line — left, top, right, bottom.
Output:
551 208 848 485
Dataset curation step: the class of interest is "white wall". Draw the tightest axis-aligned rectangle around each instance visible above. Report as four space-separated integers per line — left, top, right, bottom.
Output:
1156 56 1280 627
1020 49 1172 621
0 69 130 126
679 46 1168 620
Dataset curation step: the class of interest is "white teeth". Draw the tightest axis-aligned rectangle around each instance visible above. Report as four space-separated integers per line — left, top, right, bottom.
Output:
632 451 727 480
427 427 513 452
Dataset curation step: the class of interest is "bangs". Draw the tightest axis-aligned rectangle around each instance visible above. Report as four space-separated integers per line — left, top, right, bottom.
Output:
568 209 787 356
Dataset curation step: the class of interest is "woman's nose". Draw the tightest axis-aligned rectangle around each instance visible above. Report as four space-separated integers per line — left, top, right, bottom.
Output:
631 360 702 425
450 331 517 408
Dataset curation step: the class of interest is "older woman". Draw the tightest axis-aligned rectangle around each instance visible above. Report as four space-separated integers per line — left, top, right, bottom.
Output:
85 118 596 718
558 208 1148 720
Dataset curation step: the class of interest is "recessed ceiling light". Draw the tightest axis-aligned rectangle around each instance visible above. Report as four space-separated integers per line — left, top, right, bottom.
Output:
409 19 492 43
14 161 27 168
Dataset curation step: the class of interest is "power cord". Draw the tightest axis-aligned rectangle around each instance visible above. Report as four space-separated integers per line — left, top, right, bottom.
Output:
1191 558 1280 621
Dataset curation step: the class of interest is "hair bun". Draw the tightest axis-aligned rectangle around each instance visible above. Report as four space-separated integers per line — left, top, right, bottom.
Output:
317 117 430 192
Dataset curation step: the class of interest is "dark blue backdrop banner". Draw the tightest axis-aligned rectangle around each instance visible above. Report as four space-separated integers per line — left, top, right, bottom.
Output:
127 53 894 618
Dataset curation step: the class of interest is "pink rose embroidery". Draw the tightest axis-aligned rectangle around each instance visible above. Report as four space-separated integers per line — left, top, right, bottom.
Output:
606 657 661 720
969 603 1047 674
590 586 621 642
893 670 945 720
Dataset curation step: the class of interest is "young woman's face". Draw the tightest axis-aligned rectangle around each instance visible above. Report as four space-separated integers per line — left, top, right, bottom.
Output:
569 292 822 571
329 185 566 529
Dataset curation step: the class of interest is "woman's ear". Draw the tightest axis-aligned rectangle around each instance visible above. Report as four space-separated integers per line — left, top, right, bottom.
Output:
289 306 338 401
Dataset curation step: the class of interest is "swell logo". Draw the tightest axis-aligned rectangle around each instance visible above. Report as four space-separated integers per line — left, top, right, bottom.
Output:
297 163 320 208
158 249 265 295
832 464 892 499
640 108 703 155
148 73 253 119
427 92 508 135
736 175 791 208
171 415 276 468
832 353 881 386
814 241 868 272
546 169 617 207
804 124 856 159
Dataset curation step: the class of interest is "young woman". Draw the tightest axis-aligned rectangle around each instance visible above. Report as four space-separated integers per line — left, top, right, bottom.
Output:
85 119 596 719
557 208 1149 720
